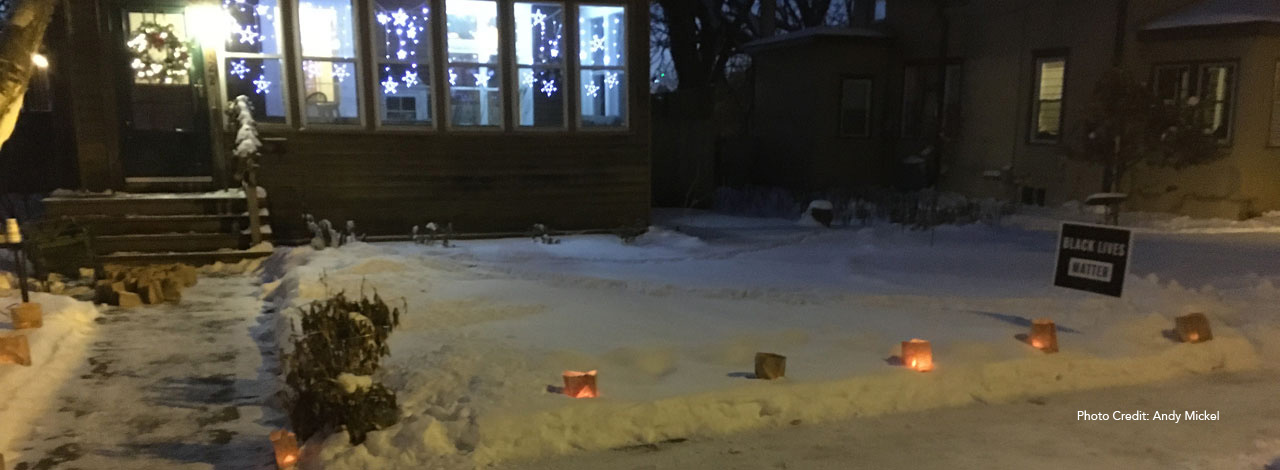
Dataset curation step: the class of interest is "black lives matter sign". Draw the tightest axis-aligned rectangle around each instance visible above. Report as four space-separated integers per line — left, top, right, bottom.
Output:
1054 222 1132 297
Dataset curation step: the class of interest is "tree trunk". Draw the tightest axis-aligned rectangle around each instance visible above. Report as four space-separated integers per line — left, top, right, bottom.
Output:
929 0 950 188
0 0 59 149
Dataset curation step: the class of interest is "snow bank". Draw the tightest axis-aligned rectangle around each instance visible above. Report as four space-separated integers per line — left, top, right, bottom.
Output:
0 293 100 460
1011 206 1280 234
259 223 1276 469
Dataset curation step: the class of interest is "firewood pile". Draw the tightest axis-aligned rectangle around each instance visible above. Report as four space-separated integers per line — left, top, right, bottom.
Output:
94 264 198 307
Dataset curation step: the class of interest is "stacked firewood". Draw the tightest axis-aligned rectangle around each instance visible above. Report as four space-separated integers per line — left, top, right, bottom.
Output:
94 264 198 307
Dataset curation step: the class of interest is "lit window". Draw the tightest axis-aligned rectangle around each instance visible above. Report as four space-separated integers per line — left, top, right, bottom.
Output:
840 78 872 138
299 0 360 125
1031 55 1066 143
578 4 626 128
446 0 502 127
223 0 286 123
874 0 886 21
373 1 432 126
515 2 565 128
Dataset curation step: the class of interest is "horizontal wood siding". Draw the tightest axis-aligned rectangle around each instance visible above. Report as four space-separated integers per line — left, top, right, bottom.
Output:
256 132 650 239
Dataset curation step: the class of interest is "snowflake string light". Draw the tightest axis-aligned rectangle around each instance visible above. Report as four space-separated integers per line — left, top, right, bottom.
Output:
256 4 270 16
540 79 558 97
397 49 408 60
332 63 351 82
376 11 391 24
230 60 250 80
402 70 420 87
448 69 458 86
548 39 560 58
521 70 536 87
604 72 619 89
584 82 600 98
382 76 400 94
392 8 410 26
236 25 260 45
253 74 271 94
590 34 606 53
474 71 492 88
531 9 547 30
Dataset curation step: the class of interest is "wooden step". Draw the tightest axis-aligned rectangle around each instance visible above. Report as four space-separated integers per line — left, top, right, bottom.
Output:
44 196 264 217
97 249 272 267
63 214 270 236
93 233 245 254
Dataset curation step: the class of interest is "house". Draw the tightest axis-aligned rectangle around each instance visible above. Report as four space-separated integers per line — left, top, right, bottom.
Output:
743 0 1280 219
5 0 648 261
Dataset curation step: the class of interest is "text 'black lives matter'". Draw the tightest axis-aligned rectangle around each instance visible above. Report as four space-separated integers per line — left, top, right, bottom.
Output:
1054 222 1132 297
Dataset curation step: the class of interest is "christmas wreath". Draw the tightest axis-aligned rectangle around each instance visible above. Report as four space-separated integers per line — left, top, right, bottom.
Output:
127 21 192 84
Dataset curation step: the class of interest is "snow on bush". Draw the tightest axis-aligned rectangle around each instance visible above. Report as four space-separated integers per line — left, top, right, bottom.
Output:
284 288 402 445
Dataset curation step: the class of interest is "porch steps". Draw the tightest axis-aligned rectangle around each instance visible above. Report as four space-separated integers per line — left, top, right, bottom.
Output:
42 190 272 267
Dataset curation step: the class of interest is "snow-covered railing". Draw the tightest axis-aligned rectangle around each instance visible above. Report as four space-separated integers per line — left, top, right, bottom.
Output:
227 95 264 244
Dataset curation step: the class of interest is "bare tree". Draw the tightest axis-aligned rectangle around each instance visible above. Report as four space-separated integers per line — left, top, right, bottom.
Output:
0 0 58 148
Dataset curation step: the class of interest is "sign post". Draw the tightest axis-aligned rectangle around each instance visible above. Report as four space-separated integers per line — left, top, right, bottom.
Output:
1054 222 1132 297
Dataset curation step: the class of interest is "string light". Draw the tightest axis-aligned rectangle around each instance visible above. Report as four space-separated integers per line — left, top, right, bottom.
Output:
381 75 400 95
254 74 272 94
230 59 250 79
540 78 557 97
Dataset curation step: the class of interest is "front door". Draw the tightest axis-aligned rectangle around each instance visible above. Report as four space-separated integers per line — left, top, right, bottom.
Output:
117 7 213 184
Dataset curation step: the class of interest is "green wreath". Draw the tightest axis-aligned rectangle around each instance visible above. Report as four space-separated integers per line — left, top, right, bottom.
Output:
127 21 192 84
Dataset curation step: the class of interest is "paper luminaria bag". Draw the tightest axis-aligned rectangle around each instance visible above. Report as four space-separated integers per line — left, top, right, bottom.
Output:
562 370 598 398
754 352 786 380
1029 318 1059 353
1175 313 1213 343
901 338 933 372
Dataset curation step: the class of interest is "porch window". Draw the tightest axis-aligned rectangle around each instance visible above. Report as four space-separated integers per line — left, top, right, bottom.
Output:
223 0 287 123
298 0 361 125
1031 55 1066 143
446 0 502 127
373 1 433 127
578 4 626 128
515 2 566 128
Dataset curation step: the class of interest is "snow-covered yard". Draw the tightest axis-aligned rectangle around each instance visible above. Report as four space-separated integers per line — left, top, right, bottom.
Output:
253 209 1280 469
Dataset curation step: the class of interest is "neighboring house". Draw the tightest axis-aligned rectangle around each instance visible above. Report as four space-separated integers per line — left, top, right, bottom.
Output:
745 0 1280 219
16 0 648 259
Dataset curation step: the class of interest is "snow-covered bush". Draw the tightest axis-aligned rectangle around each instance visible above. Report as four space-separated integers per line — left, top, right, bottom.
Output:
711 185 1016 228
412 222 453 247
304 213 363 249
284 289 402 444
528 223 560 244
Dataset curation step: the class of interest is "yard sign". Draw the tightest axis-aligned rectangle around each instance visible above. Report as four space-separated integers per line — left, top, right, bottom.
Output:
1054 222 1132 297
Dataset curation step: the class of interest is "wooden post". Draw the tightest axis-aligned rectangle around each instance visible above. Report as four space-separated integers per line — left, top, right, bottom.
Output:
245 182 263 245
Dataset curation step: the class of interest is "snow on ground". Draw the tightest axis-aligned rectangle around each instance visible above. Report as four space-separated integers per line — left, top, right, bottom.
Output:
260 209 1280 469
0 275 282 469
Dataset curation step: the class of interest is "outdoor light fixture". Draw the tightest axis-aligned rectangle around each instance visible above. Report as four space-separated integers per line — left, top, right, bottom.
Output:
1029 318 1058 353
269 429 300 469
1175 313 1213 343
30 53 48 69
562 370 598 398
0 334 30 366
186 4 231 48
901 338 934 372
754 352 786 380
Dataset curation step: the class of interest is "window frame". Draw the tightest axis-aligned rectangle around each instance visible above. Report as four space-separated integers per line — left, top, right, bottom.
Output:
218 0 294 129
508 0 571 131
1270 60 1280 147
1149 59 1238 147
574 2 629 132
290 0 367 129
442 0 507 131
838 75 873 139
366 0 439 131
1028 50 1068 145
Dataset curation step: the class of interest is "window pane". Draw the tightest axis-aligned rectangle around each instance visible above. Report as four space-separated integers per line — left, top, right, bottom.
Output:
223 0 282 55
579 5 624 67
303 60 359 124
1200 65 1233 140
1037 101 1061 137
580 69 625 127
447 0 500 64
1037 59 1064 100
298 0 356 58
515 2 565 66
374 1 432 126
373 1 431 61
841 79 871 137
226 58 286 123
518 67 564 127
449 65 501 126
379 63 431 125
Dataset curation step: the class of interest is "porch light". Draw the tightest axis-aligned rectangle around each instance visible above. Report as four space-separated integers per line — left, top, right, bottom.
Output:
186 4 231 48
31 53 48 69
